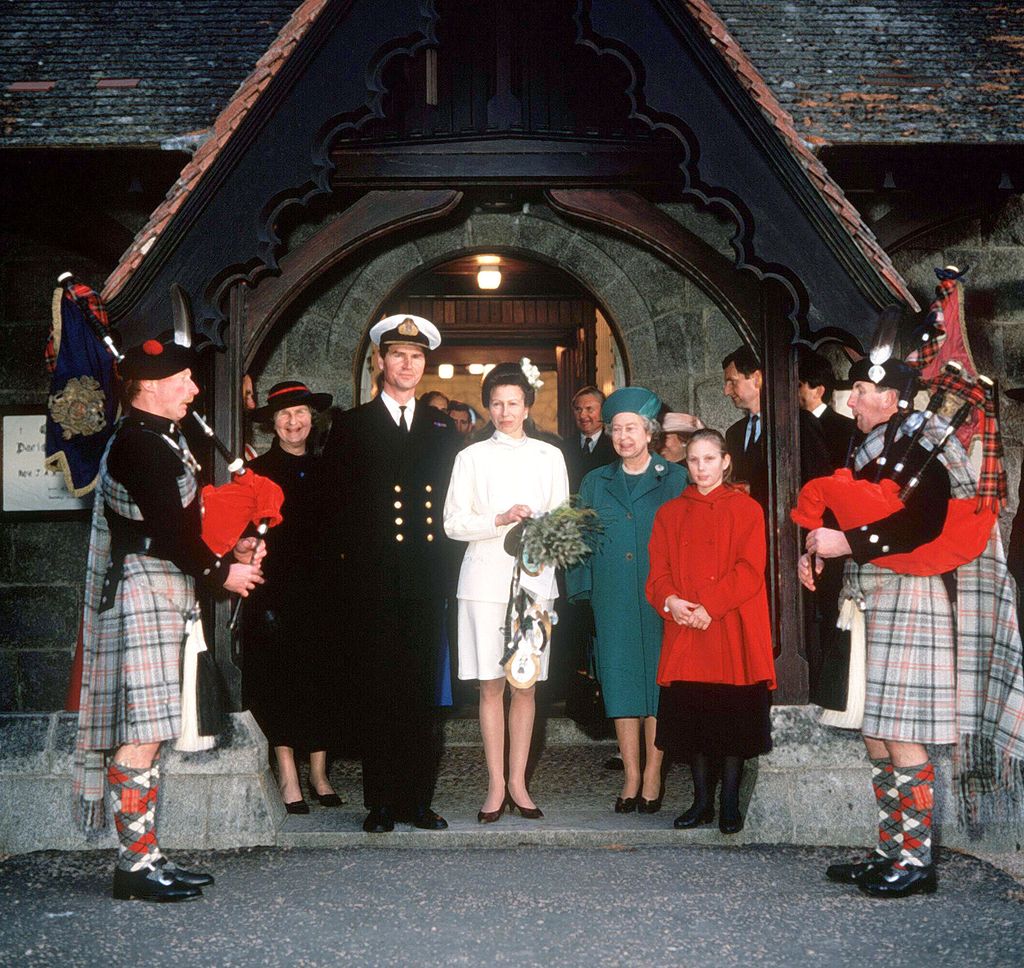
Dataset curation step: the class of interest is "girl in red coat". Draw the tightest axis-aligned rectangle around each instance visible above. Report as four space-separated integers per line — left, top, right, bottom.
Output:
646 429 775 834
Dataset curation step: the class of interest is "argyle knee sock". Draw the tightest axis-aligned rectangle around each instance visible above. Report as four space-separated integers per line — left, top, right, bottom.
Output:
869 756 903 860
107 761 164 872
893 760 934 869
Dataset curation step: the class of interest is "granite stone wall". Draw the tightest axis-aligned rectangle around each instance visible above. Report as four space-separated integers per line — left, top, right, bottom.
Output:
0 236 104 711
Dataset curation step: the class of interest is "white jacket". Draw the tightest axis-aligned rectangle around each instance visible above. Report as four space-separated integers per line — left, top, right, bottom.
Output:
443 432 570 603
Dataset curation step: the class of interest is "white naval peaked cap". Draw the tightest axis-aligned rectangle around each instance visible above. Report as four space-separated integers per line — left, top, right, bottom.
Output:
370 314 441 351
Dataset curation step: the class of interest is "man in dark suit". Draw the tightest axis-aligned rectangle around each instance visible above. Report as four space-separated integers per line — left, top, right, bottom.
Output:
796 351 859 710
560 386 616 492
723 347 833 509
323 314 458 834
722 347 768 508
799 350 858 470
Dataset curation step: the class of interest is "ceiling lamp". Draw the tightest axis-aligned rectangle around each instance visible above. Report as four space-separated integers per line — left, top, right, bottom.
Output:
477 267 502 289
437 363 454 379
476 255 502 290
467 363 486 375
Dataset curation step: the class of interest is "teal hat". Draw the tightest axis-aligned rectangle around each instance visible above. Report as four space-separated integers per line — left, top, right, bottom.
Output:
601 387 661 422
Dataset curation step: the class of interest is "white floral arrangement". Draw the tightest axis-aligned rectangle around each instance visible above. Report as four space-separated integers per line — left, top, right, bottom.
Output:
520 357 544 391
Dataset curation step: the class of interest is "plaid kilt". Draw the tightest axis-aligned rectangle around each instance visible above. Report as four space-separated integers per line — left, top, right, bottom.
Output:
853 562 957 744
73 421 198 830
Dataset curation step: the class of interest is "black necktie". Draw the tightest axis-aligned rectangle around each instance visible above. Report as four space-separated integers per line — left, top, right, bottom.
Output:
581 436 592 454
747 414 759 452
399 405 410 432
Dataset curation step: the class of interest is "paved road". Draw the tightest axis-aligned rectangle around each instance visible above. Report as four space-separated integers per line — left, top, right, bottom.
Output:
2 845 1023 967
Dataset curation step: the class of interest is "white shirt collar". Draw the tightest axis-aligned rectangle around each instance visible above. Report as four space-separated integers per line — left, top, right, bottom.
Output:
812 403 828 419
380 391 416 427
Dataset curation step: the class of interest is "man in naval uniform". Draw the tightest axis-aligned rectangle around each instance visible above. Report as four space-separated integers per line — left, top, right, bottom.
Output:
324 314 458 833
73 331 265 902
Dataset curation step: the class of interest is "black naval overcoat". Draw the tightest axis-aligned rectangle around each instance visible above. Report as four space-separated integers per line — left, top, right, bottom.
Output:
323 395 459 812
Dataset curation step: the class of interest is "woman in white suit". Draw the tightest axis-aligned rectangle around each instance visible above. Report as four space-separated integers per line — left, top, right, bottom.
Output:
443 362 569 823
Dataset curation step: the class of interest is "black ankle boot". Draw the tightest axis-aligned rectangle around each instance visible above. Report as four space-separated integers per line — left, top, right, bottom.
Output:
674 802 715 828
718 755 745 834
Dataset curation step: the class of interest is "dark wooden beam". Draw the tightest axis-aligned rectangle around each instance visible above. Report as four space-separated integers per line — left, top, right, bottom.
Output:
244 189 462 366
329 137 685 187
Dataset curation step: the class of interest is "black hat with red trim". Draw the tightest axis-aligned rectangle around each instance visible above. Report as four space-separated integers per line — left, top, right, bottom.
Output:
252 381 333 421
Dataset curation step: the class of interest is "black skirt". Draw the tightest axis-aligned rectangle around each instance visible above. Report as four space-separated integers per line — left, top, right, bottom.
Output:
655 681 772 759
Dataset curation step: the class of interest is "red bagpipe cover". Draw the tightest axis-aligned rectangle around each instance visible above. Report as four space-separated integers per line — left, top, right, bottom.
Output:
791 469 995 577
201 472 285 556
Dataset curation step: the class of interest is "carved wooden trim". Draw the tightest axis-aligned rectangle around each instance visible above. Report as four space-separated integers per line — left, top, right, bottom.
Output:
547 188 762 348
243 188 462 367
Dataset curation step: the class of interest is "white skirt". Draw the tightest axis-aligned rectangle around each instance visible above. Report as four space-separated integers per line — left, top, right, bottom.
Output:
458 599 551 682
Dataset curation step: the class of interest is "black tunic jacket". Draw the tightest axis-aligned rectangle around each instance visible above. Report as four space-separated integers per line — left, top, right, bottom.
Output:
323 396 459 602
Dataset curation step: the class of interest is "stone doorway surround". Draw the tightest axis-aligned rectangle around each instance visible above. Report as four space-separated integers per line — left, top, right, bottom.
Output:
251 201 745 444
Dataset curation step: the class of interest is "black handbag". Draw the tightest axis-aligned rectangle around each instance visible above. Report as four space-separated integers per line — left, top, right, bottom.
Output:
566 666 612 739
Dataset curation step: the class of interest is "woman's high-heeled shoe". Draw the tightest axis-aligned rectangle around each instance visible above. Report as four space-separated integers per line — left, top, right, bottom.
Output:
506 796 544 819
477 803 505 824
284 799 310 815
614 795 639 814
638 796 663 814
308 782 344 808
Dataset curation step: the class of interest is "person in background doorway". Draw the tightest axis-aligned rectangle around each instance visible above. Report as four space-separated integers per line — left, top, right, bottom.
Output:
560 386 616 492
448 400 475 441
421 389 449 412
658 412 703 465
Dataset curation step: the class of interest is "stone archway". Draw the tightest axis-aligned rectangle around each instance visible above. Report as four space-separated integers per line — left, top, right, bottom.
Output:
252 202 745 438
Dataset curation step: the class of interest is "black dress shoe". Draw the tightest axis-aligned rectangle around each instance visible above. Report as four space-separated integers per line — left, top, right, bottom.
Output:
409 807 448 830
308 783 345 808
362 807 394 833
614 795 639 814
603 755 625 771
638 797 663 814
719 811 744 835
284 799 310 815
112 866 202 903
673 803 715 829
507 797 544 819
157 858 214 887
825 855 896 885
859 863 937 898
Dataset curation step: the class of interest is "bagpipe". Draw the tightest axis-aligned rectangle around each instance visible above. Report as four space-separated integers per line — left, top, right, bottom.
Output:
792 368 1005 577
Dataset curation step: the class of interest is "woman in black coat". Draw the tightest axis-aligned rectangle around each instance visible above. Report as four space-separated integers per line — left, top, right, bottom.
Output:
242 380 341 814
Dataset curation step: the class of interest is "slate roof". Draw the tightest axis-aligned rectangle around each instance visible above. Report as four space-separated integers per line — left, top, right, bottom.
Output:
715 0 1024 146
3 1 1021 149
0 0 298 146
101 0 331 301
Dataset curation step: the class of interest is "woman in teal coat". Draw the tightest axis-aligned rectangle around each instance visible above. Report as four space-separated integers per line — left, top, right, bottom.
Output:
567 387 688 814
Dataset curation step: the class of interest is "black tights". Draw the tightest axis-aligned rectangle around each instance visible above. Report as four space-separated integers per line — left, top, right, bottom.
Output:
687 752 744 820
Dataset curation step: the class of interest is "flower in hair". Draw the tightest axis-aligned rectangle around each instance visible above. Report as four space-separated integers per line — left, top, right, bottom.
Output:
520 357 544 391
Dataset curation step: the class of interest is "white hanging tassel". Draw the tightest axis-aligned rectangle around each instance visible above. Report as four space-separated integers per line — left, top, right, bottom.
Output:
175 615 216 752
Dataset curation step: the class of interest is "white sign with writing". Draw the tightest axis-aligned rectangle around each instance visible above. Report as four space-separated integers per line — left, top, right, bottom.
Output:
2 413 92 513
